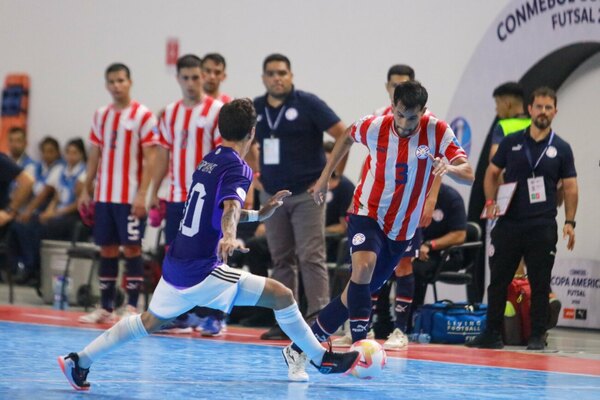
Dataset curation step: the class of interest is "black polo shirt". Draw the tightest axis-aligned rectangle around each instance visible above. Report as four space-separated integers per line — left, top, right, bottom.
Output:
491 128 576 221
254 87 341 194
422 184 467 241
0 153 23 209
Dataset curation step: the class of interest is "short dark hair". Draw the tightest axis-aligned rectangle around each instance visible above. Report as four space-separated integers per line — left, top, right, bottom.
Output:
323 141 335 153
530 86 557 107
8 126 26 137
387 64 415 82
492 81 524 100
177 54 203 73
66 138 87 162
201 53 226 68
105 63 131 80
393 80 428 110
263 53 291 72
39 136 60 152
218 98 257 141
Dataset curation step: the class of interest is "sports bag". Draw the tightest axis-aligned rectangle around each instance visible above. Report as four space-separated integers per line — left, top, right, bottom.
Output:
413 301 487 344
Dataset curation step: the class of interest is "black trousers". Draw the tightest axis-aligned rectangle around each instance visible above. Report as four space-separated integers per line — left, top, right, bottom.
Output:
487 219 557 337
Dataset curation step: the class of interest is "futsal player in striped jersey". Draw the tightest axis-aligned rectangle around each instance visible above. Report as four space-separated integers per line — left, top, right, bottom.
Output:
58 99 359 390
151 54 223 247
150 54 225 335
284 81 474 379
78 63 157 324
201 53 232 104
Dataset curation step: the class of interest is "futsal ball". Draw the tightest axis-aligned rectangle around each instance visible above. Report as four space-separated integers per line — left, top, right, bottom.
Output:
348 339 387 379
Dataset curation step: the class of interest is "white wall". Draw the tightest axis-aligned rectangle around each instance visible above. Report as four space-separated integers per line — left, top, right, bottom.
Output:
0 0 509 182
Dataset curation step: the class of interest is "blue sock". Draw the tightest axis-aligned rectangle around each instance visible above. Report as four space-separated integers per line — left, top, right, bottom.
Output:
291 296 348 354
99 257 119 312
125 256 143 308
348 281 371 342
394 274 414 332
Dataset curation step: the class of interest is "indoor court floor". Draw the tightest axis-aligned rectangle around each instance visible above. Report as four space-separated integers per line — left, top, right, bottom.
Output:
1 284 599 399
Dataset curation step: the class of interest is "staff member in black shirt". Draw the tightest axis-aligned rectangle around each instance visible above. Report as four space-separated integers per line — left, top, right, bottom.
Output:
468 87 578 350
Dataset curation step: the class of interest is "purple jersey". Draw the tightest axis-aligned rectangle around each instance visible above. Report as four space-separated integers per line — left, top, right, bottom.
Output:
162 146 253 288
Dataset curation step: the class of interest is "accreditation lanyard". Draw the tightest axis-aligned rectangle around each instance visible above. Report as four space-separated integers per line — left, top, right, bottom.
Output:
265 105 286 137
523 131 554 178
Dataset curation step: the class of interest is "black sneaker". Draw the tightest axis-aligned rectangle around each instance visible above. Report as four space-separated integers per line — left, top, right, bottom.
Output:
526 335 545 350
465 331 504 349
260 324 289 340
547 299 562 330
310 348 360 375
57 352 90 391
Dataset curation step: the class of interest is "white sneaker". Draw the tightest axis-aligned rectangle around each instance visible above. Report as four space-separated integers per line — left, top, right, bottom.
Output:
282 345 308 382
119 305 138 320
332 329 375 347
383 328 409 350
78 308 117 324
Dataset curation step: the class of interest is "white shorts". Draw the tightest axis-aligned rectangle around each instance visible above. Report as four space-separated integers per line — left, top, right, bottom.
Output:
148 264 266 320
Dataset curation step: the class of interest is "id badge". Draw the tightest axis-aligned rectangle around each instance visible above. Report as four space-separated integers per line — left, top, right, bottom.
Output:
527 176 546 204
263 138 280 165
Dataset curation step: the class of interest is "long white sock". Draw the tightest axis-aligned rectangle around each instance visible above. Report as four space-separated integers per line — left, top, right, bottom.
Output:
78 315 148 368
274 303 325 365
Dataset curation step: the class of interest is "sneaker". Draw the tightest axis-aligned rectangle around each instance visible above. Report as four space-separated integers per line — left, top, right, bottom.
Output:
157 320 194 334
260 324 289 340
57 353 90 391
547 298 562 330
78 308 117 324
119 305 138 320
310 347 361 375
465 330 504 349
383 328 409 350
199 316 223 337
282 345 308 382
526 335 545 350
331 329 375 348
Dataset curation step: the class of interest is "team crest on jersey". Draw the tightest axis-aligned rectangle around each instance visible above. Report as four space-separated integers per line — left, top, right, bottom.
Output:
285 107 298 121
257 114 263 122
415 145 430 159
488 244 495 257
352 233 366 246
432 209 444 222
546 146 557 158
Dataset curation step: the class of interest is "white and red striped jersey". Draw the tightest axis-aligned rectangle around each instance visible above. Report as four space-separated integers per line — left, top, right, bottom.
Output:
217 93 232 104
157 97 223 202
90 101 157 204
350 113 467 241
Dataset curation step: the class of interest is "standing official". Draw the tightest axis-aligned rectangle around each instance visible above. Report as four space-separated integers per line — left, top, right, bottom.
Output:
468 87 578 350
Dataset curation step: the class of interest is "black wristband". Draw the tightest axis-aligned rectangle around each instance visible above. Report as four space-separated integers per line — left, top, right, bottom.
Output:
564 220 576 228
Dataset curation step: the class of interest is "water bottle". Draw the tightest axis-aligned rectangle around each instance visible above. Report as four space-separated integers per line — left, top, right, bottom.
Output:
408 333 431 343
52 275 69 310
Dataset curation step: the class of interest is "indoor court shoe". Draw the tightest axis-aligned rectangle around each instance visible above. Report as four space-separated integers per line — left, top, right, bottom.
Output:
57 352 90 391
199 316 224 337
465 330 504 349
526 335 545 350
282 345 309 381
311 348 361 375
78 308 117 324
332 329 375 347
547 298 562 330
383 328 409 350
260 324 289 340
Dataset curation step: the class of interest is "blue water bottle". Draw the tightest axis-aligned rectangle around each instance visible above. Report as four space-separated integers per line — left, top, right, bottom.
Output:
408 333 431 343
52 275 69 310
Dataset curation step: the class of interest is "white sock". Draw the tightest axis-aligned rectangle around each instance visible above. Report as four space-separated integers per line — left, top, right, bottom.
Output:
78 315 148 368
274 303 325 365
